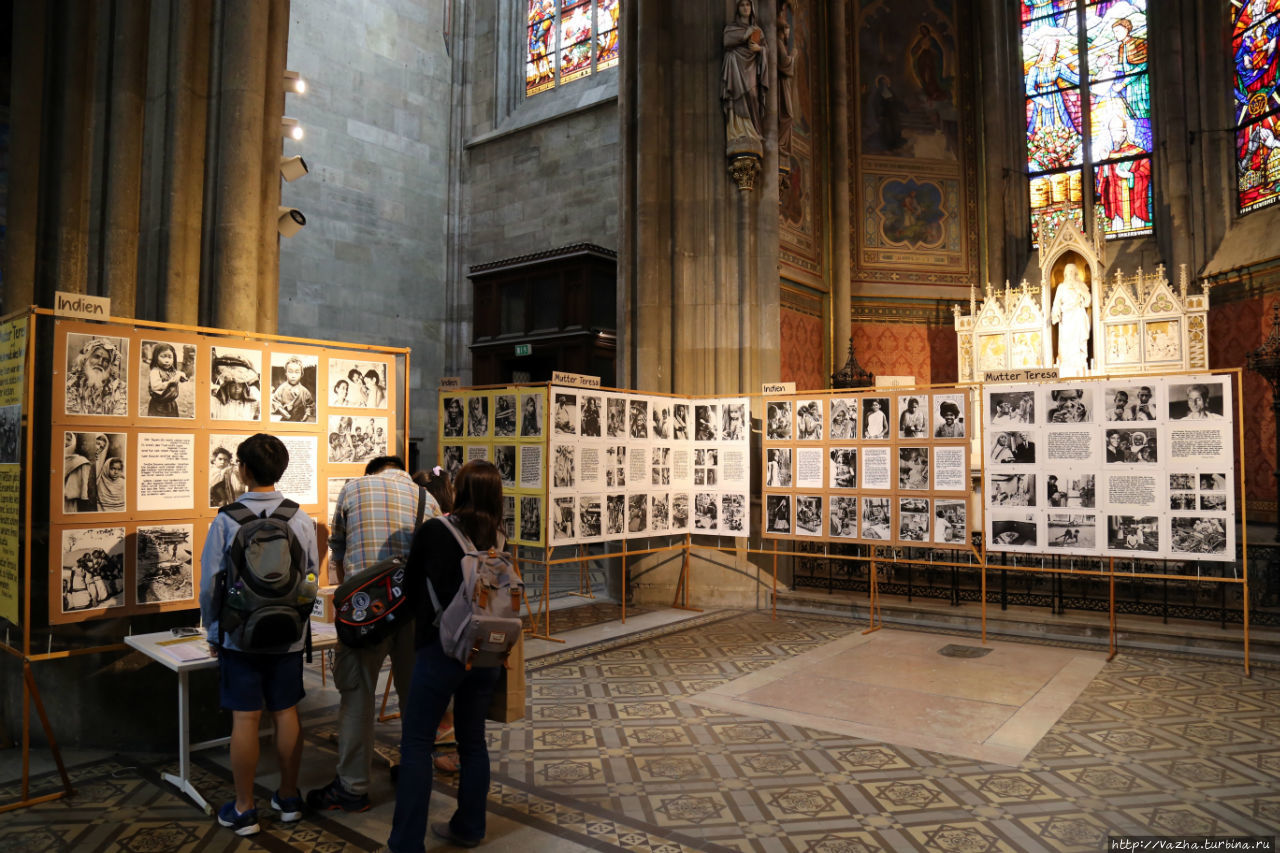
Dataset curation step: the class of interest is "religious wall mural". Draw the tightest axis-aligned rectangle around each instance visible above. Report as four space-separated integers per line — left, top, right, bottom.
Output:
778 0 825 289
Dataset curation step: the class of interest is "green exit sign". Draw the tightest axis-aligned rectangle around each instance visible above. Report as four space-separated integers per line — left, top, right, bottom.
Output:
514 344 532 357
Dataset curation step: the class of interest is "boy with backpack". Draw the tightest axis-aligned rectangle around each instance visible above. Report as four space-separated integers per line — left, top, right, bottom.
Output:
198 433 319 837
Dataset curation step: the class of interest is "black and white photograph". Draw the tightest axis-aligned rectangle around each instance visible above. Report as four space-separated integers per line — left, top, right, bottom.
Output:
722 402 747 441
519 495 543 542
652 446 672 486
606 396 626 438
989 390 1034 425
328 359 388 408
63 432 127 514
795 495 823 536
553 392 577 436
64 333 129 417
606 494 626 536
932 393 966 437
579 394 603 437
210 347 263 421
934 500 967 545
671 493 690 530
209 435 251 508
829 448 857 489
990 514 1038 547
520 392 545 438
861 497 891 540
672 403 690 440
898 497 930 541
829 496 858 538
989 430 1036 464
628 493 648 533
552 496 576 542
862 397 890 439
650 493 670 533
829 398 858 440
694 492 719 531
494 444 517 488
898 447 929 490
796 400 823 440
138 340 196 419
897 395 927 438
1103 385 1156 422
60 526 126 614
1170 473 1197 490
722 493 747 534
1200 473 1227 490
1046 386 1092 424
605 444 626 487
694 447 717 486
268 353 318 423
989 472 1036 507
651 401 672 439
765 494 791 534
136 524 195 603
579 495 603 539
1170 491 1197 510
765 447 791 488
766 400 793 440
502 495 516 538
467 395 490 438
629 398 649 439
1168 381 1226 420
1045 471 1095 507
1200 493 1228 511
1171 516 1228 557
494 394 517 437
443 444 464 483
0 404 19 463
1104 428 1158 463
552 444 576 489
327 415 387 465
442 396 465 436
1047 514 1096 550
694 403 718 441
1107 515 1158 552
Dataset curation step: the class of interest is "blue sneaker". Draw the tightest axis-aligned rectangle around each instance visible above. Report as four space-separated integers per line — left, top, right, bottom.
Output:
216 800 260 836
271 790 304 823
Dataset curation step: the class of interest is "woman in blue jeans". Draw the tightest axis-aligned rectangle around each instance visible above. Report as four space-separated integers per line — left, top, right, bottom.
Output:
387 460 504 851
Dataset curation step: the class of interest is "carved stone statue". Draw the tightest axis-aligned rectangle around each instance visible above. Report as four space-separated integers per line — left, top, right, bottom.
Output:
1051 261 1092 376
777 4 796 170
722 0 768 157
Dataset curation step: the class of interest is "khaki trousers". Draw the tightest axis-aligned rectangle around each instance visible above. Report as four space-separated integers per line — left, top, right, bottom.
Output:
333 625 415 794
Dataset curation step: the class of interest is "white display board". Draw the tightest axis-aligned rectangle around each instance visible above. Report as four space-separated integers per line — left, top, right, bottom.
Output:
983 375 1236 562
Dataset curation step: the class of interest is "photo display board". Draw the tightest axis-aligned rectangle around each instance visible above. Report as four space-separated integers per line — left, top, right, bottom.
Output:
762 389 973 547
439 386 547 548
983 374 1236 563
50 319 402 624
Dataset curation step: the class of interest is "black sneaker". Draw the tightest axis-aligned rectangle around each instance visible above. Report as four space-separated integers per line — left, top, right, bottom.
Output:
305 777 370 813
216 800 260 836
431 820 481 848
271 790 305 822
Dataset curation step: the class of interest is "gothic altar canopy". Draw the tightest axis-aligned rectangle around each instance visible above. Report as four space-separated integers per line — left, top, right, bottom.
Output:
953 221 1210 381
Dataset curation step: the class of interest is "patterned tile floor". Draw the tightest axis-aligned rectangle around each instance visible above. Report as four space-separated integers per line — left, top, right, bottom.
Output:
2 609 1278 852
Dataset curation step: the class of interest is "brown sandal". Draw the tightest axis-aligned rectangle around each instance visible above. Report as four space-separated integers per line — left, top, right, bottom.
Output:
433 752 460 774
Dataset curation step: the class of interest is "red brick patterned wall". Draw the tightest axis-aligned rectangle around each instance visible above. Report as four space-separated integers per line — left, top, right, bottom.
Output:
849 322 934 384
780 306 826 389
1211 297 1271 506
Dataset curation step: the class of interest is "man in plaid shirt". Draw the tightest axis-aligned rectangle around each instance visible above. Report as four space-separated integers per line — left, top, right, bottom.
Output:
307 455 441 813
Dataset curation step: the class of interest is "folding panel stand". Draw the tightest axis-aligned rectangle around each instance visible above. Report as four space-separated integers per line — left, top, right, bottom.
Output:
670 534 701 613
570 544 594 600
862 551 882 634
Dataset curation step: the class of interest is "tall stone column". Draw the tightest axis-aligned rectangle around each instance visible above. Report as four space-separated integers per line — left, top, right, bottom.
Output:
829 0 851 369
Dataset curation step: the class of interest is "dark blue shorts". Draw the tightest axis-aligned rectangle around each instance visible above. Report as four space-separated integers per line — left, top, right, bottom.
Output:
217 648 305 712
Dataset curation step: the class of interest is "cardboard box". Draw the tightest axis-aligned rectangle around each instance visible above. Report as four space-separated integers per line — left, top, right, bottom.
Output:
311 585 337 623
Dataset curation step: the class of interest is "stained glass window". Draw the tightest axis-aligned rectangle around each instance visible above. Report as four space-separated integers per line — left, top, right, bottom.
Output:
526 0 620 96
1022 0 1153 245
1233 0 1280 214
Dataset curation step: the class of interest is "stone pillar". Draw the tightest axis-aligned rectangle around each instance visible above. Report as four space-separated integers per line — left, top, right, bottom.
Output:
829 0 851 367
4 1 48 312
47 4 97 298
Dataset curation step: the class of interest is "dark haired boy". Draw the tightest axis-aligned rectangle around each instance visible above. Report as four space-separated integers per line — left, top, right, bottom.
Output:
198 433 319 836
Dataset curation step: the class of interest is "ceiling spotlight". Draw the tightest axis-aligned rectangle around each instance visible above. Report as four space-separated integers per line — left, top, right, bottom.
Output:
280 155 309 182
278 206 306 238
283 70 306 95
282 117 303 141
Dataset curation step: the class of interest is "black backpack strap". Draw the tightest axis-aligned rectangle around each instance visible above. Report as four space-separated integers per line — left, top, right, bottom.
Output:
270 499 300 522
304 619 313 664
416 486 427 529
219 502 256 525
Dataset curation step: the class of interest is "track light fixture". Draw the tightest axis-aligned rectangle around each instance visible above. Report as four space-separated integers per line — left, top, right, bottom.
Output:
283 70 306 95
282 117 303 141
280 155 309 182
278 206 306 238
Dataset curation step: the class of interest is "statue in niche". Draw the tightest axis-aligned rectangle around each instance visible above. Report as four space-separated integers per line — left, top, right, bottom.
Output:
722 0 768 155
776 3 796 175
1051 260 1092 377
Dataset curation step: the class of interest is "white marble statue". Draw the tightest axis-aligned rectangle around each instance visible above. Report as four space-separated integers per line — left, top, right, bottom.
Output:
1050 262 1091 377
